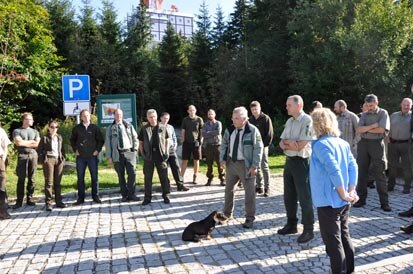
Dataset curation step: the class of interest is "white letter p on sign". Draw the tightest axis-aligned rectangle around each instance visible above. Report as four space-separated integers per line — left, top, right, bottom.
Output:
68 79 83 98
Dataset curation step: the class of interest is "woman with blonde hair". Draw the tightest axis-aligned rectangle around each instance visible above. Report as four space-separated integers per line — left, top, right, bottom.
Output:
310 108 359 274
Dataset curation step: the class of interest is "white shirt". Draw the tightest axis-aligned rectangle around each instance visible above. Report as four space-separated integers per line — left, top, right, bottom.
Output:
229 126 245 160
116 123 132 149
0 127 11 160
47 135 59 157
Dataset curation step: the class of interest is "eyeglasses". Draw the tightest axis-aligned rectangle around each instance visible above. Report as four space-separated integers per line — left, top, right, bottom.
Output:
49 126 59 129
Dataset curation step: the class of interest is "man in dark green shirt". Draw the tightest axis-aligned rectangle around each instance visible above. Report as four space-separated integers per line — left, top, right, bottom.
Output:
353 94 391 211
181 105 204 184
12 112 40 209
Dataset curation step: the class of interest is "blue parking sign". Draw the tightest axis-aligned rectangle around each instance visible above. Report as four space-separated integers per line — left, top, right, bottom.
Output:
62 75 90 101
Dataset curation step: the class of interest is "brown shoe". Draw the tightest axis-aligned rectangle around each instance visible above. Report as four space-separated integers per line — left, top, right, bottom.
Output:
0 209 11 220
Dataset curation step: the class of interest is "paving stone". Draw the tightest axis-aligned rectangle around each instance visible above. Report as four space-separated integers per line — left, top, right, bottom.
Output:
0 172 412 273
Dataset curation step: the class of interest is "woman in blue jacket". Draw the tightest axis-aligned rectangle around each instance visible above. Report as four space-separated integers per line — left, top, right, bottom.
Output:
310 108 359 274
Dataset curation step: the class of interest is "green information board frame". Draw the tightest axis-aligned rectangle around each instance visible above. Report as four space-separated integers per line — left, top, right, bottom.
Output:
96 94 137 129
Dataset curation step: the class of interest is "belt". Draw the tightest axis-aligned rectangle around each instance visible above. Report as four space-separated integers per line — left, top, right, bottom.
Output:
118 148 132 152
390 139 410 144
46 155 58 158
18 150 35 155
228 157 244 162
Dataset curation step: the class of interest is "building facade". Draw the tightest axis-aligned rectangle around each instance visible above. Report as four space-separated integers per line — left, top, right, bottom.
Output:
149 9 194 42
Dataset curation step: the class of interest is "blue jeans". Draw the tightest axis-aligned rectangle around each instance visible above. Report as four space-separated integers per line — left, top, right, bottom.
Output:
76 156 99 200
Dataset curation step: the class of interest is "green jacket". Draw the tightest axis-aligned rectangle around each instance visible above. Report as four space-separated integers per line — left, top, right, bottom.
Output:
220 122 263 177
105 120 138 162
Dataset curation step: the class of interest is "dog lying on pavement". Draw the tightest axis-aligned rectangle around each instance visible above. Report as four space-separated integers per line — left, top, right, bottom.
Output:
182 211 227 242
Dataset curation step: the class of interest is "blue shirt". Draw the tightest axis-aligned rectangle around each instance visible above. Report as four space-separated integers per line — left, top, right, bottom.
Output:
310 135 358 208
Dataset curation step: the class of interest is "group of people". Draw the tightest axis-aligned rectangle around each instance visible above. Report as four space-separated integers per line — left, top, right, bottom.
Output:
0 94 412 274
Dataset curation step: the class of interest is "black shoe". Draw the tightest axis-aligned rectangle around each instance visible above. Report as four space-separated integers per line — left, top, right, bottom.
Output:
399 207 413 217
177 183 189 191
142 200 151 206
368 183 375 189
45 204 52 212
220 180 225 186
163 196 170 204
73 200 84 206
403 189 411 194
352 200 366 208
121 197 128 202
400 224 413 234
256 188 264 194
277 224 298 235
297 231 314 243
381 204 392 212
26 200 36 206
55 203 66 208
242 219 254 229
205 179 212 186
192 176 197 185
12 202 22 210
128 195 141 202
264 189 269 197
93 197 102 204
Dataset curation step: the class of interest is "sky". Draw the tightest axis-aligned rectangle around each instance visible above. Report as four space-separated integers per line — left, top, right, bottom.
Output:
72 0 237 23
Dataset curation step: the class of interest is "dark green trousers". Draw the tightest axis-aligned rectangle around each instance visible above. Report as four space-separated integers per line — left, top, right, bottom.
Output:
388 142 411 191
283 156 314 231
357 139 389 206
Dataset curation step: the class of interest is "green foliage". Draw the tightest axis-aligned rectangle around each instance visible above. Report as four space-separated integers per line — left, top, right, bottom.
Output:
122 2 158 122
157 23 190 124
0 0 63 126
288 0 413 112
4 0 413 143
95 0 123 94
188 1 214 116
44 0 78 69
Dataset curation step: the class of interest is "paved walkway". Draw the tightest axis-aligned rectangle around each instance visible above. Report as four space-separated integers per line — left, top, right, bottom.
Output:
0 171 412 274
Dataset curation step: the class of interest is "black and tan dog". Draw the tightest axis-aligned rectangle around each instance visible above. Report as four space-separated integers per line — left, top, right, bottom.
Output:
182 211 227 242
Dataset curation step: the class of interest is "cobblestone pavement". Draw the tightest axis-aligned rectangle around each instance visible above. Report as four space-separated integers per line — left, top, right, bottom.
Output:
0 172 412 274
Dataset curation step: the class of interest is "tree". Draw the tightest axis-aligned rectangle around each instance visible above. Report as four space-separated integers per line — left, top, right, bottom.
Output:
187 1 214 115
96 0 123 94
43 0 78 70
72 0 102 103
0 0 62 125
211 5 226 49
157 23 189 124
245 0 296 118
223 0 251 50
288 0 413 112
123 1 158 120
288 0 361 110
